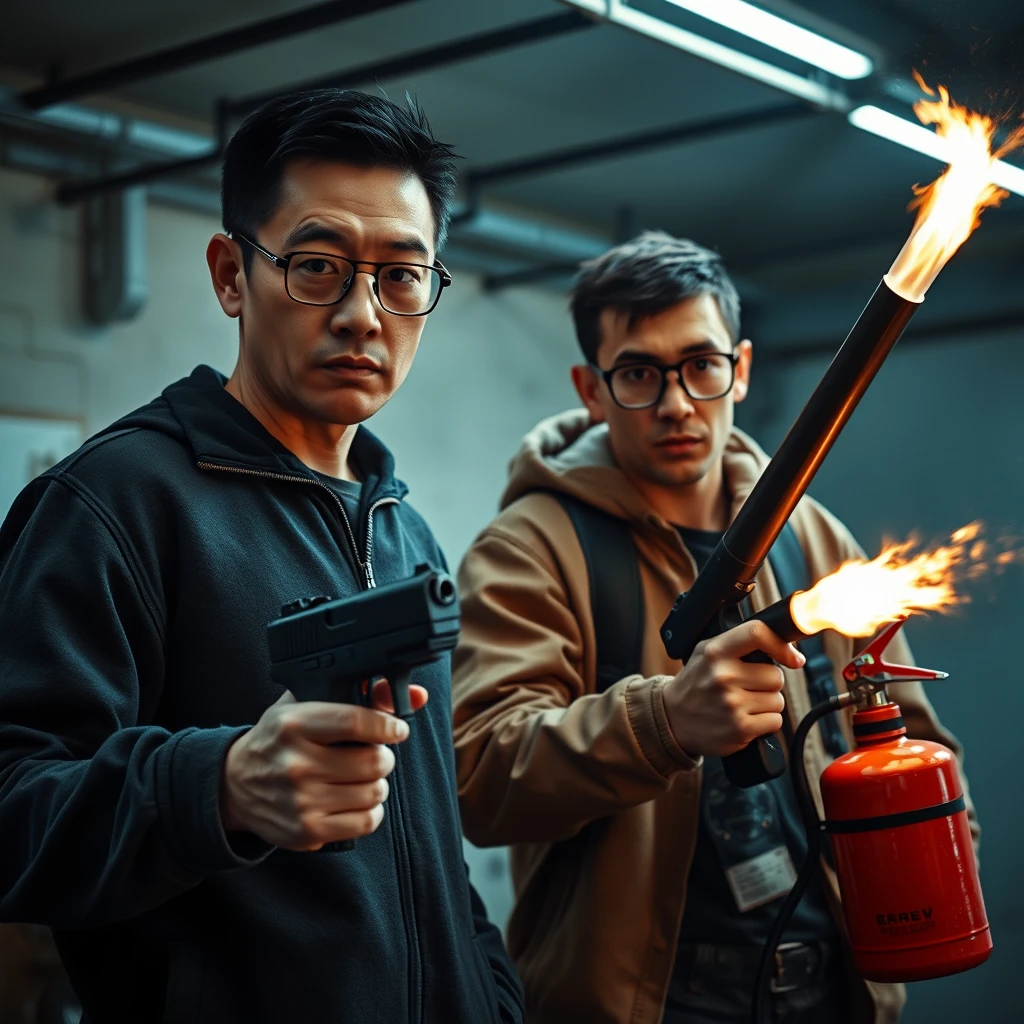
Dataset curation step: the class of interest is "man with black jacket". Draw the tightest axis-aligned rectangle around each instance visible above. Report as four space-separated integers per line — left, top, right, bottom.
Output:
0 89 523 1024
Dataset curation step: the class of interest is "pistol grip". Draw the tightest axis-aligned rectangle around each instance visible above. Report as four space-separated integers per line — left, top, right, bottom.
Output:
320 839 356 854
721 647 787 788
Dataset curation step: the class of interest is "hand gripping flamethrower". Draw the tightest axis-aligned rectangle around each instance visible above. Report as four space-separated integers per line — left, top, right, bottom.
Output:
747 613 991 1024
661 84 1019 788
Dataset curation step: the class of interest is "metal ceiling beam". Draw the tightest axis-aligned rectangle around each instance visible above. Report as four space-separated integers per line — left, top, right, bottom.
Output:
19 0 414 111
469 101 815 188
230 9 596 115
54 10 597 204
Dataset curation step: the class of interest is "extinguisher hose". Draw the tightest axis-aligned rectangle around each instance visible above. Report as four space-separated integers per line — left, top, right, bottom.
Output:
750 693 848 1024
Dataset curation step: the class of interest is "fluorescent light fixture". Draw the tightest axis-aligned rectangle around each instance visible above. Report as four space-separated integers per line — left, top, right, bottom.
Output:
664 0 874 80
849 104 1024 198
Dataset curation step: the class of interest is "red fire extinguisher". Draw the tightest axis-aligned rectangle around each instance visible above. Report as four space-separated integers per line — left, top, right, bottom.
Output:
822 620 991 981
753 618 991 1022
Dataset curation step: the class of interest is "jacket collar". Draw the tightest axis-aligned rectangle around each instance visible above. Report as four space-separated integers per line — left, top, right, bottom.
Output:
161 365 407 502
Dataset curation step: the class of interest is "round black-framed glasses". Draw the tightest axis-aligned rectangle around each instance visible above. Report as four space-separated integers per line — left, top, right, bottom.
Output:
234 233 452 316
591 351 740 410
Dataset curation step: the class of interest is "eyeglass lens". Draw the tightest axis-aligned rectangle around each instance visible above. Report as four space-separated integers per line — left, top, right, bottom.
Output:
610 354 734 407
285 253 442 314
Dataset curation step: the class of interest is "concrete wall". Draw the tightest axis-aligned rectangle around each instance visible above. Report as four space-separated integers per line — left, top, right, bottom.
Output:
739 329 1024 1024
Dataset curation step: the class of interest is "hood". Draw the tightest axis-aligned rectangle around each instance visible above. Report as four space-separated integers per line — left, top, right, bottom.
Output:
500 408 771 526
97 364 406 503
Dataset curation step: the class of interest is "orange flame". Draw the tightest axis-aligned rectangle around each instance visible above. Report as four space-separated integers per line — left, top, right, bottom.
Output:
790 521 1019 638
885 77 1023 302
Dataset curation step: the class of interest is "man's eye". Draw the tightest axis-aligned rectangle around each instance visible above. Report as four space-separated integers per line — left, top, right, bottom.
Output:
385 266 420 284
296 258 337 275
693 358 711 372
622 366 655 382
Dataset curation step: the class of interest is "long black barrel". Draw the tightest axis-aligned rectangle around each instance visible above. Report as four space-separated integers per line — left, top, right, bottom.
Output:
660 280 918 789
661 279 918 662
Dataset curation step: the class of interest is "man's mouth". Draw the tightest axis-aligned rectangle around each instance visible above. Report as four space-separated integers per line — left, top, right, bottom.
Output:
320 355 383 377
654 435 704 453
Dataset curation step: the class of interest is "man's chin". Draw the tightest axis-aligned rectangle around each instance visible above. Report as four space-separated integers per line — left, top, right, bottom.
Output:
647 457 711 488
315 383 393 426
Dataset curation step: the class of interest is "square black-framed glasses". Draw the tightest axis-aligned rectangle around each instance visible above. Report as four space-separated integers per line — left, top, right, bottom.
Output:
591 351 741 409
234 232 452 316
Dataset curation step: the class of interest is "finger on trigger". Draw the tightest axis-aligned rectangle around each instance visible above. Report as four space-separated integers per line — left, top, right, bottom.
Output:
738 620 805 667
371 679 429 714
293 702 410 745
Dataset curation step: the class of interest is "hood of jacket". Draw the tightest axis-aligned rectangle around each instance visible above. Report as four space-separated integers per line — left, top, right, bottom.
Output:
500 407 770 527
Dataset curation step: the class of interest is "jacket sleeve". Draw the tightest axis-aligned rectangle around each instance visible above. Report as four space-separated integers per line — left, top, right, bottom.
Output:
0 479 270 929
452 522 698 849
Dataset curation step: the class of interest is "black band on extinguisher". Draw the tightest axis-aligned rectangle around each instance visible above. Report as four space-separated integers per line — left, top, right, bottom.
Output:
824 795 966 834
852 715 905 737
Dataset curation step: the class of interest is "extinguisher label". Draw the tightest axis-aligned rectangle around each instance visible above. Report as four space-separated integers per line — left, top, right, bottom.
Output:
875 908 937 937
725 846 798 913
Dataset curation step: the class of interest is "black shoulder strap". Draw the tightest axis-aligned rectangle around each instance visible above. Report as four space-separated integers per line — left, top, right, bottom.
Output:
766 523 849 757
551 493 645 693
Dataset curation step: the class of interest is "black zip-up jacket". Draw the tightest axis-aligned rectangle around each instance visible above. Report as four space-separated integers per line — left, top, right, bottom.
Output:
0 365 524 1024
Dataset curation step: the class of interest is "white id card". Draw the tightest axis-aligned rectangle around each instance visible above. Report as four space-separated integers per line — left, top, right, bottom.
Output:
725 846 798 913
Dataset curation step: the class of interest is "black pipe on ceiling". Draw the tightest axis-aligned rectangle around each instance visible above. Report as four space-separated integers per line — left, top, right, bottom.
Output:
230 9 596 115
20 0 414 111
55 10 597 204
468 102 816 188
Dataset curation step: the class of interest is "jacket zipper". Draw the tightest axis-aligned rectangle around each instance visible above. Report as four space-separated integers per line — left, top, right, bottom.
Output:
197 461 422 1021
196 461 394 587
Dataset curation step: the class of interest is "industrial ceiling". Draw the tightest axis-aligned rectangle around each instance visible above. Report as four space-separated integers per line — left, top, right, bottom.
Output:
2 0 1023 345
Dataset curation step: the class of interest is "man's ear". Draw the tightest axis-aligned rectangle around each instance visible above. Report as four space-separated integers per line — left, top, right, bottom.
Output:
570 363 606 423
207 234 245 318
732 339 753 404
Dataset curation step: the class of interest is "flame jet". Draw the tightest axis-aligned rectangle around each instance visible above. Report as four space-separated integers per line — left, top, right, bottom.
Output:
660 84 1022 788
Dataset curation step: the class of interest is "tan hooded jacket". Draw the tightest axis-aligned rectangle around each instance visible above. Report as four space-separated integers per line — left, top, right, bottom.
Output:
452 410 977 1024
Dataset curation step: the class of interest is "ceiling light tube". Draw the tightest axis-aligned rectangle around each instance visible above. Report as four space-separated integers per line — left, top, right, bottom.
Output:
849 104 1024 198
663 0 874 80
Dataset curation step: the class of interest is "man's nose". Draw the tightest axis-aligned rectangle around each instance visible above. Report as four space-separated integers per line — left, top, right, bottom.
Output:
657 371 695 419
329 271 382 337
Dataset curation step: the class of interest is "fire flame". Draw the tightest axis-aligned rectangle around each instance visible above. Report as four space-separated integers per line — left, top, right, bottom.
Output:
885 77 1023 303
790 521 1019 638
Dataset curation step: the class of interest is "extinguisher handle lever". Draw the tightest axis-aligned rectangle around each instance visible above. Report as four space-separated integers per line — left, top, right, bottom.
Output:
843 619 949 687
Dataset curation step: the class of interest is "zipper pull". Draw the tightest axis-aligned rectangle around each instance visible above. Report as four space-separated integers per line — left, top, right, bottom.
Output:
363 561 376 589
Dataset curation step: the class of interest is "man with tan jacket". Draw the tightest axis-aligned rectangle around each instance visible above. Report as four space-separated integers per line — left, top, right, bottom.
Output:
451 232 975 1024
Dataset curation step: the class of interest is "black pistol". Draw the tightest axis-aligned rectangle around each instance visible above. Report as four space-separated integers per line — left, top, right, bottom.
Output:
266 563 460 849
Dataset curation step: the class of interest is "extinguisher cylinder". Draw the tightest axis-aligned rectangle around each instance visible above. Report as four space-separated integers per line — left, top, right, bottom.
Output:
821 701 991 982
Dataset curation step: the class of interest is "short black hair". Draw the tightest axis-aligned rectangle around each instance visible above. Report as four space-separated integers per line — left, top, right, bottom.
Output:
570 231 741 364
221 89 459 273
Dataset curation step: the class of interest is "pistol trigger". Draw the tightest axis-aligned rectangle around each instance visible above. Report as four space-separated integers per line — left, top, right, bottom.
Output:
390 669 415 720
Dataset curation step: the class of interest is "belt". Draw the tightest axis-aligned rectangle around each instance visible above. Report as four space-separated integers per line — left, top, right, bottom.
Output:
677 941 835 995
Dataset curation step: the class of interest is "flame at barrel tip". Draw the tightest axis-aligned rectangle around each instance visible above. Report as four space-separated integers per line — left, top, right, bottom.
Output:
789 521 1020 638
885 78 1022 303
